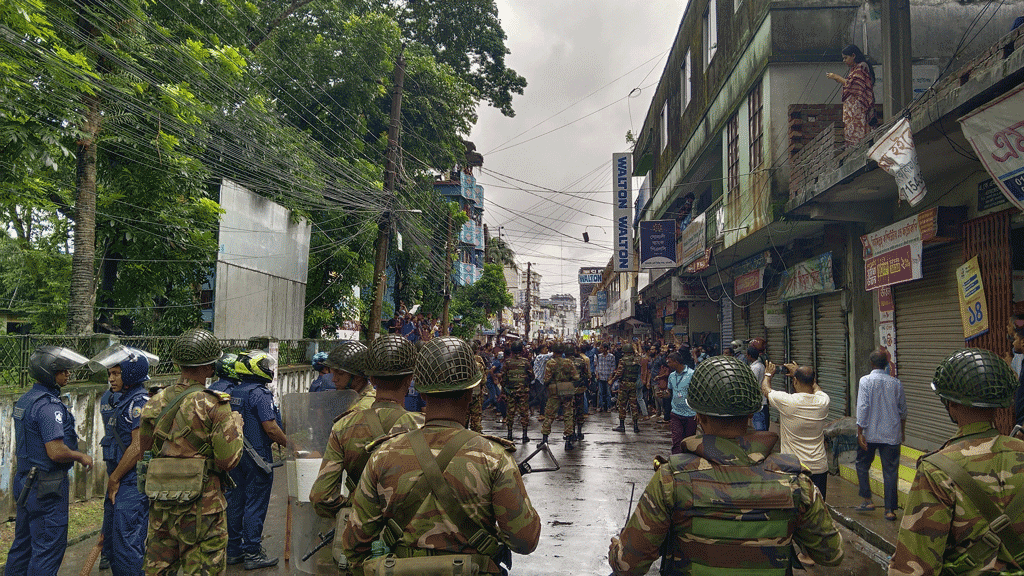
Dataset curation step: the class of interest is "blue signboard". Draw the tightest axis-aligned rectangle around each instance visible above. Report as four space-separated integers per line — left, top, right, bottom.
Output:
639 220 677 269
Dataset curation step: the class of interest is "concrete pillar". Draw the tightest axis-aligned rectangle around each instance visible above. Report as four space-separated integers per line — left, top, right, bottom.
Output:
881 0 913 119
845 223 875 415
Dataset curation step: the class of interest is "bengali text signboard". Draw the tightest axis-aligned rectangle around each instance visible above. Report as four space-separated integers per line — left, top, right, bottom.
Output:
878 286 894 323
956 256 990 341
865 245 920 290
779 252 836 302
639 220 678 268
679 212 706 267
867 117 928 206
861 213 925 291
734 268 765 297
959 84 1024 213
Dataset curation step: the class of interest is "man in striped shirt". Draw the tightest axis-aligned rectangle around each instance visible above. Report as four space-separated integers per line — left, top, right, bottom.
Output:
595 344 618 413
855 349 907 521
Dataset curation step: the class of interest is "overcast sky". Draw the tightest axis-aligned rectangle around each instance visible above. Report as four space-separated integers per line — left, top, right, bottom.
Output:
470 0 686 300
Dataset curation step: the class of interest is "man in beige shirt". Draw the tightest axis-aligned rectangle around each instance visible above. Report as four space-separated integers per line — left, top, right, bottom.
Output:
762 361 830 497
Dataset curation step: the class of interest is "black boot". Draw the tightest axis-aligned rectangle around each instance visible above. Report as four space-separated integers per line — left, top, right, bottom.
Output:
612 419 626 432
541 433 549 445
564 436 575 451
633 421 641 433
576 425 584 441
506 428 514 442
522 428 531 443
244 547 278 570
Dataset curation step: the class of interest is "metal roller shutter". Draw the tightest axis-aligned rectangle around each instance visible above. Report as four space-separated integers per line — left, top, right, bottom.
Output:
721 296 734 348
748 289 766 345
732 293 748 343
788 298 815 368
893 243 963 451
816 292 849 420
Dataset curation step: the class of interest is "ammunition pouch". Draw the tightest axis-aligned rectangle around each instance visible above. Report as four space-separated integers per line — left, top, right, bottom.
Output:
35 469 65 499
332 506 354 568
362 553 494 576
144 457 207 502
549 382 575 397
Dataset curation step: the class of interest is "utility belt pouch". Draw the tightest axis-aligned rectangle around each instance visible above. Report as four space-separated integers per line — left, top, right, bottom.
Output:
136 450 153 492
554 381 575 396
144 457 206 502
362 553 492 576
35 469 65 499
332 506 354 567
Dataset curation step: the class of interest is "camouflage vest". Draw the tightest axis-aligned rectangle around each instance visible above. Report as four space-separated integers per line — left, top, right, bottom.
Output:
572 357 588 386
664 448 801 575
503 357 530 388
619 354 641 383
551 357 576 382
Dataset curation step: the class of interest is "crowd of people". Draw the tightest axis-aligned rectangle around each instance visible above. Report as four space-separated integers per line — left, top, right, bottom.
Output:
8 325 1024 576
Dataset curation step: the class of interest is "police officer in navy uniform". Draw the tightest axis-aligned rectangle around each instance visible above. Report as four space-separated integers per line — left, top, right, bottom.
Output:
98 381 120 571
226 351 289 570
6 345 93 575
209 352 240 393
309 351 333 392
98 347 153 576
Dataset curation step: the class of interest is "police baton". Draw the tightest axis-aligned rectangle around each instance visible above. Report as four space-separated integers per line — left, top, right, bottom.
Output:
16 466 38 507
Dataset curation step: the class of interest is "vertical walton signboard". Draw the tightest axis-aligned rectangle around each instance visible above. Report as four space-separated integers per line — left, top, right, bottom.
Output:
613 152 634 272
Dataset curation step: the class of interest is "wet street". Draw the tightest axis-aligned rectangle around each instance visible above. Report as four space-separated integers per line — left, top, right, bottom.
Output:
60 409 890 575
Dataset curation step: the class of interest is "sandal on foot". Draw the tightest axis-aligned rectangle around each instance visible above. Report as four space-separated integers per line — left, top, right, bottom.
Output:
885 511 898 521
855 503 876 511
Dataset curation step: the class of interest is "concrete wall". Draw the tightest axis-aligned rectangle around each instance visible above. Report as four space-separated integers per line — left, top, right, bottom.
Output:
1 365 317 519
214 261 306 340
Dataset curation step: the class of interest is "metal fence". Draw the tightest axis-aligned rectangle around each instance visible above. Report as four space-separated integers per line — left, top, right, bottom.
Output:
0 334 344 388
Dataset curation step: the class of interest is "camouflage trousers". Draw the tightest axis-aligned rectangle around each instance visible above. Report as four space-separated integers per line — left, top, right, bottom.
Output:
542 385 575 437
145 504 227 575
505 384 530 431
617 385 639 425
468 384 483 433
574 388 588 431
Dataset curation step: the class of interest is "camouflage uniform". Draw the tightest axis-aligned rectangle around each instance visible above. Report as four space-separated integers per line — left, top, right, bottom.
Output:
889 422 1024 575
614 354 642 426
309 401 424 518
542 355 579 438
468 355 487 432
611 433 844 575
340 421 541 573
352 385 376 412
572 353 591 433
501 355 533 432
140 379 243 576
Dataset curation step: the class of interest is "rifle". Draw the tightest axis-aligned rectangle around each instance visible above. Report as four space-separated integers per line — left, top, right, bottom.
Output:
302 529 334 562
243 438 283 475
517 442 560 475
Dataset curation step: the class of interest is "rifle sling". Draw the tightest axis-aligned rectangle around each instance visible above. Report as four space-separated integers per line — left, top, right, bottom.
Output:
927 453 1024 570
152 384 204 455
344 404 408 494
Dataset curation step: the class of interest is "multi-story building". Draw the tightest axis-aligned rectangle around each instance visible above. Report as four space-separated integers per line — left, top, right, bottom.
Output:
630 0 1024 451
434 169 485 286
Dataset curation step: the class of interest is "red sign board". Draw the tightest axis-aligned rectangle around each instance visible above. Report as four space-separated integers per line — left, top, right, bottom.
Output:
735 268 764 296
865 245 916 290
686 249 711 273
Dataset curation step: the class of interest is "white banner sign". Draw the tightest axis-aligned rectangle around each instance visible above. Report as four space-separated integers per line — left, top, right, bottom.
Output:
867 118 928 206
612 152 635 272
959 83 1024 213
679 212 706 267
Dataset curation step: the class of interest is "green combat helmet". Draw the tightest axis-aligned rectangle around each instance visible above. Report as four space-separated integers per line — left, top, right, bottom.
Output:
687 355 762 417
171 328 222 366
931 348 1019 408
413 337 482 393
325 341 368 377
621 343 634 354
364 335 418 377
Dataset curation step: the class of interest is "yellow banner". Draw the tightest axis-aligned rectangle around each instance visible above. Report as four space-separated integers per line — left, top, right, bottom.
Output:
956 256 989 340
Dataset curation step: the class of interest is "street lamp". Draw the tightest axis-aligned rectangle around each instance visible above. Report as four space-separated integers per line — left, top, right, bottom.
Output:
582 225 608 243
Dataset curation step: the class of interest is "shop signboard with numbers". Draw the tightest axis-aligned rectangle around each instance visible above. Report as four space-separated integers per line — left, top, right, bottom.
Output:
956 256 989 341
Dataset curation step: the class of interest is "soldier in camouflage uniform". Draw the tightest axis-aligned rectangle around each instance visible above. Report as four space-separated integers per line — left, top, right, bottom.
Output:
468 345 487 433
310 335 424 520
890 349 1024 576
612 343 643 433
324 341 375 411
569 342 591 443
341 337 541 575
501 340 534 444
139 328 243 576
540 343 580 451
609 355 844 576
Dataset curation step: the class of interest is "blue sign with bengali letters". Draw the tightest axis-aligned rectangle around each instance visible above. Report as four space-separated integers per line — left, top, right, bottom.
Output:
639 220 677 269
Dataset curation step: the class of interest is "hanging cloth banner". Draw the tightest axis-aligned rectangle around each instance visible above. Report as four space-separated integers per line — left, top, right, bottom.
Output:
958 83 1024 213
867 118 928 206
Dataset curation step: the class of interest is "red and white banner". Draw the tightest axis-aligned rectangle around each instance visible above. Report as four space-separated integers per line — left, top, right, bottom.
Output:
959 84 1024 213
868 118 928 206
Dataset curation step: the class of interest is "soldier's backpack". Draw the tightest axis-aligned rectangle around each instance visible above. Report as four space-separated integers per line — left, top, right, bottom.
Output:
364 429 500 575
926 453 1024 576
137 384 210 503
504 358 529 388
619 355 641 385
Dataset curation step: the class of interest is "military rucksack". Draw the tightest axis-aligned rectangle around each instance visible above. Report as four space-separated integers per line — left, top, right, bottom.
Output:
619 355 641 383
504 357 529 388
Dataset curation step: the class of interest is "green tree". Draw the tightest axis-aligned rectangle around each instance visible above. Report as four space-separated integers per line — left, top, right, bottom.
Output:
449 262 512 339
485 235 516 270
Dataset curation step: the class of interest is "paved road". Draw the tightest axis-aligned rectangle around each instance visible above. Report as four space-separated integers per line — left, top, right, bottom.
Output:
60 409 888 575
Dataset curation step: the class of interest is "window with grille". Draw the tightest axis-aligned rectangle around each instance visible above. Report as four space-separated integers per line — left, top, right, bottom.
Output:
727 113 739 195
748 80 763 169
703 0 717 68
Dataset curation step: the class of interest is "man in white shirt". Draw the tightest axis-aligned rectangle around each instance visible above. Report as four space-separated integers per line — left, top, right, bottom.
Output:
748 347 768 430
761 361 830 498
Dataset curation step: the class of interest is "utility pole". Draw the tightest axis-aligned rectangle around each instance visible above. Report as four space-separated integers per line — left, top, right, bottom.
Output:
524 262 532 342
369 49 405 341
441 210 453 335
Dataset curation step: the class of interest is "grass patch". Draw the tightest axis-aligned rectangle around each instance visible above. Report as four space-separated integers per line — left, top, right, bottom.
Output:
0 496 105 567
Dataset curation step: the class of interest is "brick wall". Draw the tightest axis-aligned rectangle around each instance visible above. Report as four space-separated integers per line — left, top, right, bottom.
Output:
788 103 845 200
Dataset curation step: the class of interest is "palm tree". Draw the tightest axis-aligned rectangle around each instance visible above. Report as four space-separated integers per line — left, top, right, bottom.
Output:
485 236 517 270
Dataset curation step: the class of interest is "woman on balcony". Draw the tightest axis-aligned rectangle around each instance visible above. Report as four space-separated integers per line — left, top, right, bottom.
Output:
827 44 877 146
